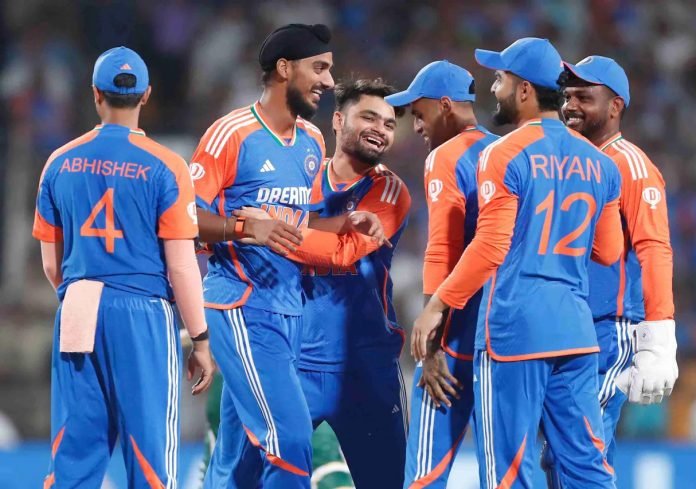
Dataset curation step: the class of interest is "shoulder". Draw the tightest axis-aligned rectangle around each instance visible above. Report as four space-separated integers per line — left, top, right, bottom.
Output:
128 133 188 176
200 106 260 158
605 137 656 181
40 129 100 182
297 117 325 148
371 164 411 205
478 127 531 172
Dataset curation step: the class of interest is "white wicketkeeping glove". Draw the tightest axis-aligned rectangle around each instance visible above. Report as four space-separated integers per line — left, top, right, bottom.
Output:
615 320 678 404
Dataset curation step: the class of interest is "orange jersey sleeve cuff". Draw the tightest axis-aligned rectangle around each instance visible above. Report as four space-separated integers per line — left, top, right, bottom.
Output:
286 228 379 267
33 209 63 242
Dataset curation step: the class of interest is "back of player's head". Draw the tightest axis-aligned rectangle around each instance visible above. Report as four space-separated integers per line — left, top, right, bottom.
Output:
335 78 405 117
93 46 149 108
259 23 332 83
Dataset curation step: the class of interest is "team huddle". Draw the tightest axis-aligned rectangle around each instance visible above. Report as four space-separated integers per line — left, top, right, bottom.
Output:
32 21 677 489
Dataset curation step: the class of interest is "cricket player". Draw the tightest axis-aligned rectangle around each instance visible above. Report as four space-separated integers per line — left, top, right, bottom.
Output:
540 56 677 487
385 60 499 488
191 24 387 489
33 47 215 488
298 78 411 488
411 38 624 489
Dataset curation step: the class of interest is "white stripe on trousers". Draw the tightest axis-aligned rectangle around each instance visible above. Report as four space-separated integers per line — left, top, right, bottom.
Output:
397 365 409 439
599 317 632 410
415 388 436 479
161 300 179 489
480 352 496 489
227 309 280 457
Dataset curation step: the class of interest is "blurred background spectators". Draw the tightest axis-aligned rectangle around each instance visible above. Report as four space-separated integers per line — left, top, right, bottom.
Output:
1 0 696 448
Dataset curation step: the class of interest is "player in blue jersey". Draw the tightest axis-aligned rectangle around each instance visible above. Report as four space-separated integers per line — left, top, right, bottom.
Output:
412 38 625 489
540 56 677 488
191 25 388 489
386 61 499 488
298 78 411 488
33 47 215 489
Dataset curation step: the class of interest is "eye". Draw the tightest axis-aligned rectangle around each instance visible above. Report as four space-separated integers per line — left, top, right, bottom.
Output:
386 122 396 131
362 115 374 122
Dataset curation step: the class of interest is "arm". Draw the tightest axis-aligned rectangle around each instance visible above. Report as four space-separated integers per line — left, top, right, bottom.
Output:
286 174 411 267
164 239 207 338
40 241 64 291
590 196 623 266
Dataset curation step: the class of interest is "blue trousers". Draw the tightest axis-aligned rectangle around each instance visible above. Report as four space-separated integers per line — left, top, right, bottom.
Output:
404 355 474 488
300 365 408 489
203 306 312 489
474 350 614 489
48 287 181 489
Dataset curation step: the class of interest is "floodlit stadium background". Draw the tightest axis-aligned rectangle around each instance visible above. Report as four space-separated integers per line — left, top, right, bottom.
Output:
1 1 695 487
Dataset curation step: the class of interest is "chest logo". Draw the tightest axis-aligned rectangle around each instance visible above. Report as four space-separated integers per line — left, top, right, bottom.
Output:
642 187 661 209
260 160 276 173
304 153 320 177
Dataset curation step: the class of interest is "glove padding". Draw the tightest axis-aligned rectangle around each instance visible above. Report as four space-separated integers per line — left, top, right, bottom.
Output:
615 319 678 404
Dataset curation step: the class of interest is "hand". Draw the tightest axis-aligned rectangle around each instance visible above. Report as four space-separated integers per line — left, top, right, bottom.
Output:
233 207 272 245
347 211 392 248
411 295 447 362
419 348 462 408
180 328 193 350
187 339 216 395
232 208 303 255
615 320 678 404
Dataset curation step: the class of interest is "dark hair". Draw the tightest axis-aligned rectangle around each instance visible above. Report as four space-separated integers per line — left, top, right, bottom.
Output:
528 71 568 112
335 78 405 117
102 74 144 108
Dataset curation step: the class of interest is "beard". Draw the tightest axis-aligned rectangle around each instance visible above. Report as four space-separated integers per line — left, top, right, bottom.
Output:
340 123 385 166
566 111 609 141
492 91 519 126
286 83 317 120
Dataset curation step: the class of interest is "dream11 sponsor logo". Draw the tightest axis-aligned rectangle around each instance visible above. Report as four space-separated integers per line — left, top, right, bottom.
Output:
642 187 662 209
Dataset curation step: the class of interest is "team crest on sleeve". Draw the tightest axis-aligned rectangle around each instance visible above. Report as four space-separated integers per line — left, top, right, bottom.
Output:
480 180 496 204
642 187 662 209
428 179 443 202
189 162 205 181
187 202 198 225
304 153 320 177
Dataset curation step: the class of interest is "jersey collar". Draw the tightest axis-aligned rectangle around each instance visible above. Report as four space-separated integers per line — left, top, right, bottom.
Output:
325 158 370 192
598 132 623 151
94 124 146 136
251 101 297 147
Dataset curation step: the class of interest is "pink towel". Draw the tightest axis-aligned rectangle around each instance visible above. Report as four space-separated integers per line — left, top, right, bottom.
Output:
59 280 104 353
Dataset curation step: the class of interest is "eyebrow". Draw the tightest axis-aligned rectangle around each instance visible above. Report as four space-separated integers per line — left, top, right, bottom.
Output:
313 61 332 69
359 109 396 125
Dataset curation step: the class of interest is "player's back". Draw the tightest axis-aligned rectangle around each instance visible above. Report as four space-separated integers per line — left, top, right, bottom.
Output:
34 124 195 300
476 118 621 359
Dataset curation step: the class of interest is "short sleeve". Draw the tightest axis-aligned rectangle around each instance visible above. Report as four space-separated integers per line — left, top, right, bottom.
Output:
190 124 240 211
158 155 199 239
32 161 63 242
356 173 411 239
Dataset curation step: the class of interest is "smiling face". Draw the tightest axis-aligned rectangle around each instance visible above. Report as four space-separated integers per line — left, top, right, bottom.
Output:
335 94 397 166
562 81 622 141
286 52 335 119
410 98 451 152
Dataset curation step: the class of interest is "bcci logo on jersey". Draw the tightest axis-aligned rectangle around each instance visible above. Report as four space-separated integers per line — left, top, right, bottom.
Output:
642 187 662 209
344 197 359 212
304 153 320 177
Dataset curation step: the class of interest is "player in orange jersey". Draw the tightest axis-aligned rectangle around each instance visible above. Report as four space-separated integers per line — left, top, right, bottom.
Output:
539 55 677 489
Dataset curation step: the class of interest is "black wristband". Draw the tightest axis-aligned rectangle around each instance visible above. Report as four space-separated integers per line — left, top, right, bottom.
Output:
191 330 209 342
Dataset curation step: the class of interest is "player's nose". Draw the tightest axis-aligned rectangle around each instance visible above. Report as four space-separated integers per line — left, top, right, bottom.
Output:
321 71 335 90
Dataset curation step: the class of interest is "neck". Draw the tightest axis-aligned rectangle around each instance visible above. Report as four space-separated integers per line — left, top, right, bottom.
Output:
258 86 297 138
587 123 621 148
100 108 141 130
516 109 558 127
451 110 478 134
331 145 373 181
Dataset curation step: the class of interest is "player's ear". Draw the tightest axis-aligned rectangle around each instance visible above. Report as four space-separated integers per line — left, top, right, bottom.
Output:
519 80 531 103
439 96 453 114
140 86 152 106
332 110 343 133
276 58 290 81
609 96 624 120
92 85 102 105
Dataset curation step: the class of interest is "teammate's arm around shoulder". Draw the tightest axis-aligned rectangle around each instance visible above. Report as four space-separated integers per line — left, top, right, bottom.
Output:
159 152 215 395
287 173 411 267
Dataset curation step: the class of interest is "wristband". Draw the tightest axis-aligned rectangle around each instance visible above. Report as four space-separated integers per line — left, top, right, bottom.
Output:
191 330 209 342
234 216 246 238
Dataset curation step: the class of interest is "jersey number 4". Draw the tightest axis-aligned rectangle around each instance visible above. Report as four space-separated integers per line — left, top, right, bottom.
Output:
80 188 123 253
535 191 596 256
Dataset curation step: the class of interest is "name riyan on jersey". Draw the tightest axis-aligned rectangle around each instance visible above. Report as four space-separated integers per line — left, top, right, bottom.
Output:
59 157 151 181
531 154 602 182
